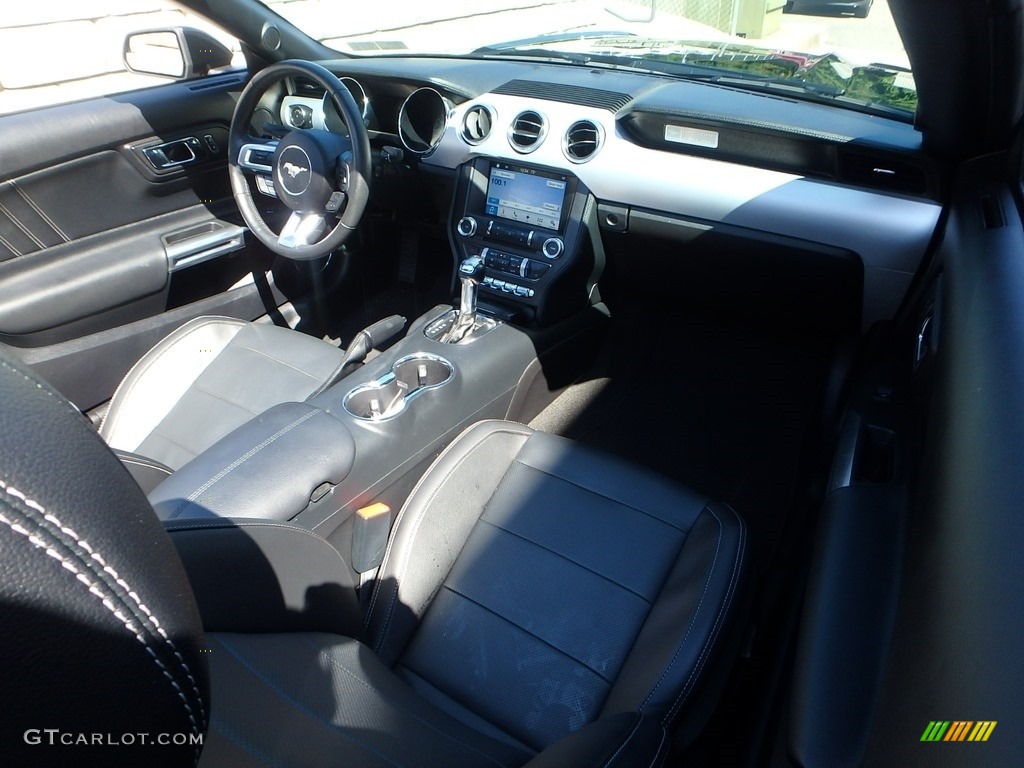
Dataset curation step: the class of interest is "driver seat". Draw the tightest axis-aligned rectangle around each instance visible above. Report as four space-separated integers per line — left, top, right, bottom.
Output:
99 316 350 491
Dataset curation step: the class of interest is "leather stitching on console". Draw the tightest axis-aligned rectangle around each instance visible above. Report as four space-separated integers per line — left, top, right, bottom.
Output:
165 408 320 520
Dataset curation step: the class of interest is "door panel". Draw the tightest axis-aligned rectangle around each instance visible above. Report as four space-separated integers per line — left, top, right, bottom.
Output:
0 71 285 409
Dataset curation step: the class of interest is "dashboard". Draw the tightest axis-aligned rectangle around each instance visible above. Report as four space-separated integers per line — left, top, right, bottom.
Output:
261 56 944 329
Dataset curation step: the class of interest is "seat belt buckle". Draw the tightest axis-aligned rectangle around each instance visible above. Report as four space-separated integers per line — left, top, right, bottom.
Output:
352 502 392 573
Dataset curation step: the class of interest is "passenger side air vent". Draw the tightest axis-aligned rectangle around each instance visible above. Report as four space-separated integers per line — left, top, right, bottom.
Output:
508 110 546 153
838 151 929 196
461 105 494 145
563 120 603 163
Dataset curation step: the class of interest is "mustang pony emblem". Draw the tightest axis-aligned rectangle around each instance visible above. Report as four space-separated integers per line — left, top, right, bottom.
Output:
282 162 308 178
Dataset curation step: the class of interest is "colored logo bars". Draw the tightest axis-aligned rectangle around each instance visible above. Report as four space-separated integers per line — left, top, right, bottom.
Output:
920 721 997 742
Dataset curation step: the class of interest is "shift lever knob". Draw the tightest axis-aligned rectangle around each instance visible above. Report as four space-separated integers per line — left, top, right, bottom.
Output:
457 255 485 317
458 255 486 283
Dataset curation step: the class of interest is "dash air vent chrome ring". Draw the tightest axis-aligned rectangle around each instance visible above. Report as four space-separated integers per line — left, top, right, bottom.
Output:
461 104 495 145
562 119 604 163
508 109 547 153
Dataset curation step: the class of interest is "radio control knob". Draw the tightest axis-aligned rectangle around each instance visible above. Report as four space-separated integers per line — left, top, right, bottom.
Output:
457 216 478 237
542 237 564 259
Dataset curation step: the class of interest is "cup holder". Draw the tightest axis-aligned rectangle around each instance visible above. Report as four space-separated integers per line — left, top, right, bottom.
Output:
343 353 454 421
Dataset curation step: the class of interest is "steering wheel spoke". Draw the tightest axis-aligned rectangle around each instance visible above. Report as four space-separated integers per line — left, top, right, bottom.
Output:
278 212 328 249
236 139 279 174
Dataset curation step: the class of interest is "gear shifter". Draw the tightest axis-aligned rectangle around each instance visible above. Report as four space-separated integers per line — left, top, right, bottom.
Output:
440 256 485 343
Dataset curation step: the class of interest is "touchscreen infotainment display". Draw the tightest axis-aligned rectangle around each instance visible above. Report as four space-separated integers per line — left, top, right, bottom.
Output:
485 163 568 231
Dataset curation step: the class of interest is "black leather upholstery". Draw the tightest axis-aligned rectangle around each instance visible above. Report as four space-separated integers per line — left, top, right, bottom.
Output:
2 339 747 767
0 349 209 766
100 316 347 472
200 421 747 766
148 402 356 521
366 421 747 750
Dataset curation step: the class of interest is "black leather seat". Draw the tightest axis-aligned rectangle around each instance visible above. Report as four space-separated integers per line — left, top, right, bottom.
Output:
99 316 348 490
0 351 747 768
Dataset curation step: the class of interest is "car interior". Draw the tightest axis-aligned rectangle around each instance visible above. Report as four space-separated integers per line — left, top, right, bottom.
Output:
1 0 1022 766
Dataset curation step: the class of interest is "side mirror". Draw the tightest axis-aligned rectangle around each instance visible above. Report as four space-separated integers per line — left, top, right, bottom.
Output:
124 27 233 80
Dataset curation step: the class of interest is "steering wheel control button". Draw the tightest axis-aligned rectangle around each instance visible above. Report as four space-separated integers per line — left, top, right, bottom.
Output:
542 236 564 259
457 216 478 237
255 176 277 198
325 191 346 213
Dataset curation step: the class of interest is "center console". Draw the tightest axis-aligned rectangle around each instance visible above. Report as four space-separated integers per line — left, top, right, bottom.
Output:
448 157 602 326
149 155 609 565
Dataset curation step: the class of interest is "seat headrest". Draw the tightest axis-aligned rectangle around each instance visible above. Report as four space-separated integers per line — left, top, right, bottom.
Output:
0 351 208 765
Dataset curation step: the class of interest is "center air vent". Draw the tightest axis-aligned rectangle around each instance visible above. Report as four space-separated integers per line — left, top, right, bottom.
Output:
508 110 547 153
563 119 603 163
461 104 494 145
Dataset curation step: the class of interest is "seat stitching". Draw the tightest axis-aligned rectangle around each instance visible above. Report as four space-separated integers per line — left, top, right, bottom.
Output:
102 317 243 441
646 727 668 768
299 636 509 768
190 383 263 415
638 507 723 713
478 518 654 604
0 358 83 419
600 713 643 768
664 508 746 724
439 583 617 684
211 635 404 768
511 459 694 533
368 424 531 648
234 342 331 382
0 482 206 748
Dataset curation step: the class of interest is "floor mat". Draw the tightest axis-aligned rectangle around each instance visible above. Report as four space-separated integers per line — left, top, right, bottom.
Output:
530 310 832 574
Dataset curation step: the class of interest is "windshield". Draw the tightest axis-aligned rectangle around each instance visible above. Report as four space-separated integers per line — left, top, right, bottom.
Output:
263 0 914 117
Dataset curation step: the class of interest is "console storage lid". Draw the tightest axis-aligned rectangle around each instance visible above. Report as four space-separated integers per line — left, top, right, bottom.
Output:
148 402 355 521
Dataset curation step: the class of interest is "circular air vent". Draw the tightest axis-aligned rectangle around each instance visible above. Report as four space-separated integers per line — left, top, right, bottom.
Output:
461 104 495 145
508 110 547 153
562 119 603 163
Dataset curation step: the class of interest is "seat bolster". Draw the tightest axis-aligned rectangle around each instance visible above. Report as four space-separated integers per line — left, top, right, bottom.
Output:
111 448 174 494
601 501 747 729
99 315 247 452
521 714 668 768
165 518 361 637
365 420 533 666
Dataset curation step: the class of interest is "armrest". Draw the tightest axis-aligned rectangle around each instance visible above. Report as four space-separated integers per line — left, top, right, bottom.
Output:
149 401 355 521
165 518 361 636
522 714 667 768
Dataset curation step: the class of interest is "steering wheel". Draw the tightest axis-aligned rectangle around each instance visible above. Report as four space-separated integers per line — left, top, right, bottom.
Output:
228 60 371 260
